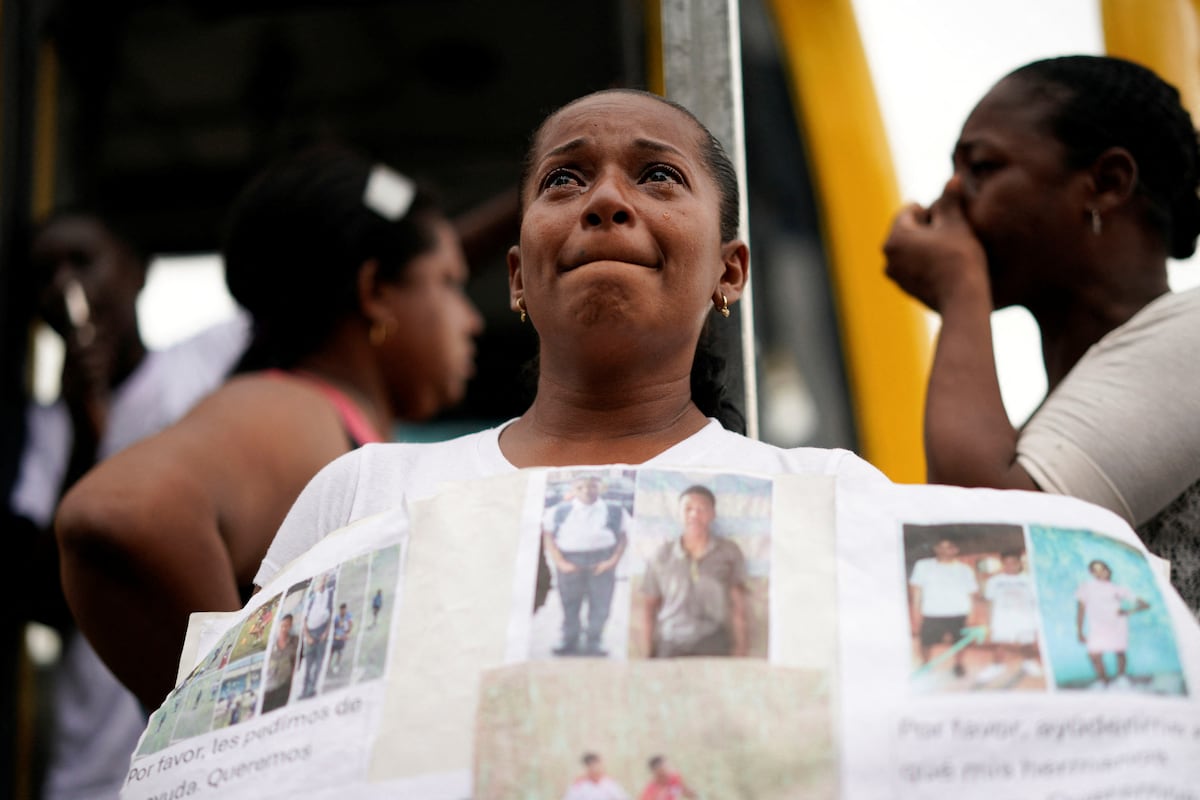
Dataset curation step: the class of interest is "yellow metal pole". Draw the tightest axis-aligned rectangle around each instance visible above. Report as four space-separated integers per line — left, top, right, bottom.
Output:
766 0 929 482
1101 0 1200 121
645 0 664 96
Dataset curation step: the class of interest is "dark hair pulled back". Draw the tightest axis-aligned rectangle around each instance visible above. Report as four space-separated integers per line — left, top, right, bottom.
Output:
1008 55 1200 259
518 90 745 432
224 144 438 370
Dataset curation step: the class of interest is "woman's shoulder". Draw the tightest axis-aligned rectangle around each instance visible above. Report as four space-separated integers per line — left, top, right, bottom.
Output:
677 423 888 482
256 423 511 587
1106 286 1200 346
315 422 513 513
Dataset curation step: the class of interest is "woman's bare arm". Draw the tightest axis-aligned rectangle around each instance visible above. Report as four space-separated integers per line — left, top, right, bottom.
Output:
56 377 355 707
884 187 1038 491
57 427 242 707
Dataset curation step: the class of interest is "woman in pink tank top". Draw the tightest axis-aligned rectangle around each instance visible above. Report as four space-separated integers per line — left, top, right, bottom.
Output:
56 144 483 706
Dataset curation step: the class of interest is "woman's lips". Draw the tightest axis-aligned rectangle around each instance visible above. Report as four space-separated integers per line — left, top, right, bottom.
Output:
559 257 661 273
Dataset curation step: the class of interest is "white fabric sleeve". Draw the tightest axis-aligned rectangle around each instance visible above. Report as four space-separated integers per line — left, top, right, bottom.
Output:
909 559 927 588
830 450 890 483
1016 289 1200 526
253 449 365 587
540 505 558 533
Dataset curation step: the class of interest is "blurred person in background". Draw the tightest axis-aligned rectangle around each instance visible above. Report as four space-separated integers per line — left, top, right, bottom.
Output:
885 56 1200 615
9 210 246 799
56 144 483 709
639 755 696 800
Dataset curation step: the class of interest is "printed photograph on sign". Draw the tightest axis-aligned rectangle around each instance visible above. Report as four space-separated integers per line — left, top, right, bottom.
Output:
137 623 241 756
323 553 368 693
474 661 834 799
262 579 309 714
1027 526 1186 696
211 653 264 729
228 593 281 664
629 470 773 660
168 671 221 741
355 544 401 681
903 523 1047 693
130 542 405 759
296 568 338 701
529 468 637 660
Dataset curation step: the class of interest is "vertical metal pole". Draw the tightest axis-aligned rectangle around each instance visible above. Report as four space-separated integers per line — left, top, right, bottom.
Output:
659 0 758 439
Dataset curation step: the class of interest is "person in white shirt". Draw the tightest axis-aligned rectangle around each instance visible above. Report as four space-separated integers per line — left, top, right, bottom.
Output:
300 572 336 698
909 538 979 677
976 551 1042 685
11 210 247 800
542 475 630 656
256 90 887 595
562 753 630 800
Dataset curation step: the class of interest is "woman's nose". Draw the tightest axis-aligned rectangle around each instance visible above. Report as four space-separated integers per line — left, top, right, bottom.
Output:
581 174 634 228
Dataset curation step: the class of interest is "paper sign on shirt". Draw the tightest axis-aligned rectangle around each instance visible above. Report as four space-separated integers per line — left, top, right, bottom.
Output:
836 483 1198 799
119 469 1200 799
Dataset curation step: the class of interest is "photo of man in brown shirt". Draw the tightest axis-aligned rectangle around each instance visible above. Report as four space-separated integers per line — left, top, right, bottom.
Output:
640 486 749 657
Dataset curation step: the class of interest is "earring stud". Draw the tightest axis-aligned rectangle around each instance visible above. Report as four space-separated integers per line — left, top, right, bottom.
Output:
517 297 527 323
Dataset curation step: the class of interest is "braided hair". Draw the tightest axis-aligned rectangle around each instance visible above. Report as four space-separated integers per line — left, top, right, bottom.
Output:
1007 55 1200 259
518 90 745 432
224 144 439 371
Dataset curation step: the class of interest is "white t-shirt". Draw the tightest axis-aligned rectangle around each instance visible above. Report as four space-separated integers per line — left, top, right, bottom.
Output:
255 419 887 586
10 315 248 800
984 572 1035 614
561 776 631 800
909 558 978 617
543 500 629 552
984 571 1037 643
306 584 335 630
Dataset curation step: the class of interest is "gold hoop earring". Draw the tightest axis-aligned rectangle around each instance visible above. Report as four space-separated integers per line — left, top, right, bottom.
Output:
717 293 730 319
1090 207 1103 235
369 320 389 346
517 297 527 323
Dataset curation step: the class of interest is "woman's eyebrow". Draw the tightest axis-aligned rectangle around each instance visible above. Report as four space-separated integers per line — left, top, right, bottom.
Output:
543 138 588 160
633 138 686 159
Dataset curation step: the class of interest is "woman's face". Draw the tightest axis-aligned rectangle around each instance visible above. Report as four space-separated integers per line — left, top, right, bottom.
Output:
510 92 746 368
950 78 1091 308
1089 561 1112 581
379 219 482 420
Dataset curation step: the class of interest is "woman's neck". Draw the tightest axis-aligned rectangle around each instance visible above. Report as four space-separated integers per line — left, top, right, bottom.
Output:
292 335 392 442
1030 243 1169 390
1032 281 1168 390
500 369 710 468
